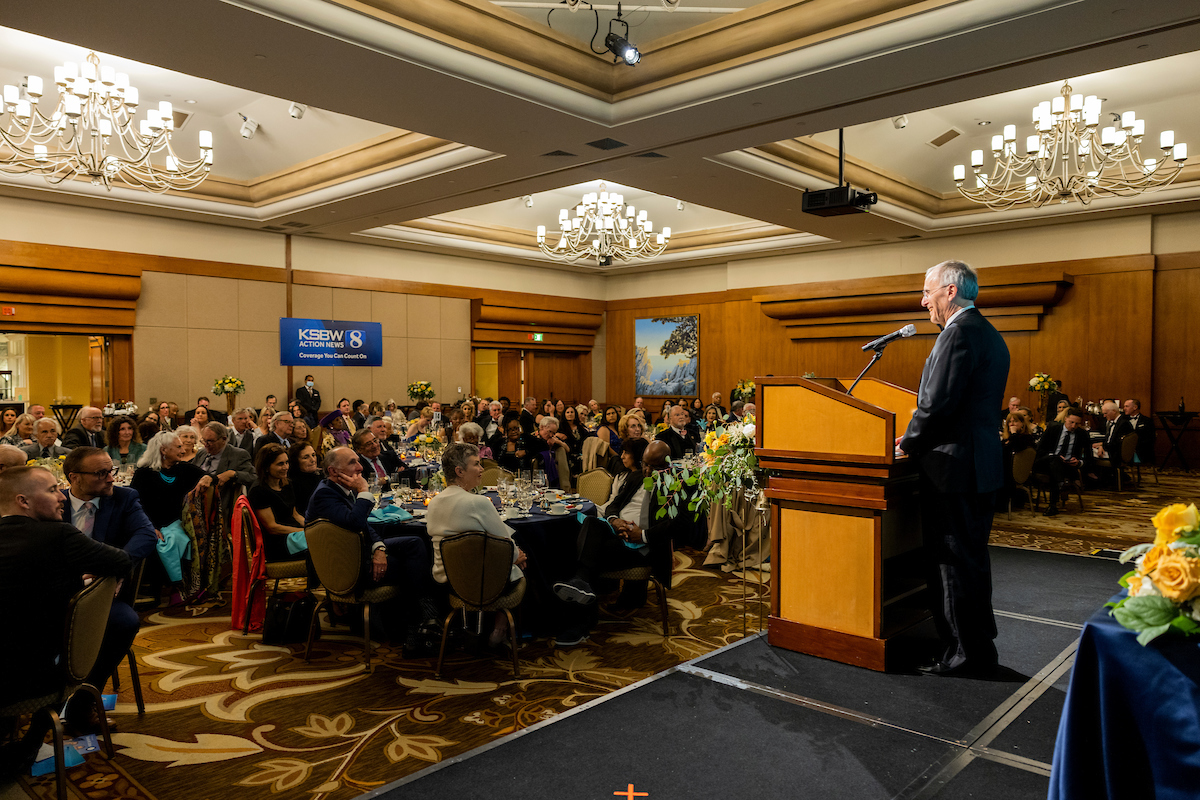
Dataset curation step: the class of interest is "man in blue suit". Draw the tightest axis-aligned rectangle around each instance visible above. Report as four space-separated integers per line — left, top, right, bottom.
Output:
305 447 431 641
900 260 1010 678
61 446 159 729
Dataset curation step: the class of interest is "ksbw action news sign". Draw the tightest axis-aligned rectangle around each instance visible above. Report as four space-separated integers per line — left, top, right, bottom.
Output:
279 318 383 366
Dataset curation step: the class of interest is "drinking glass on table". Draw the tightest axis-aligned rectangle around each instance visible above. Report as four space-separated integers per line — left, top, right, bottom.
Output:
533 469 547 493
397 477 411 504
368 475 382 504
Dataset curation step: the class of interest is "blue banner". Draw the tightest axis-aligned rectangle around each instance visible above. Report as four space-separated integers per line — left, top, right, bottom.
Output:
279 318 383 366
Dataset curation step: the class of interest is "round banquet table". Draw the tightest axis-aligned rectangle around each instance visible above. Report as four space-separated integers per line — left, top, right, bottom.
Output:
380 489 599 635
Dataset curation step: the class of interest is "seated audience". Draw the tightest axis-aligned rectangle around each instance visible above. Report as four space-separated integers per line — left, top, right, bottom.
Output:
998 413 1036 510
22 418 69 460
315 409 351 459
131 432 212 595
176 424 200 461
552 440 681 635
60 446 157 727
336 398 357 433
190 404 211 430
426 443 527 647
479 400 504 442
710 392 728 417
104 416 146 466
1033 407 1088 517
138 419 160 445
0 465 132 741
187 396 224 425
559 405 588 473
351 399 368 431
496 419 531 474
689 397 704 421
598 438 649 515
1123 398 1156 465
156 401 176 431
596 406 623 456
554 399 568 420
536 399 554 426
193 421 256 525
228 408 258 452
353 428 401 487
260 395 278 418
529 417 569 488
1000 396 1021 424
367 416 402 462
305 447 433 643
725 400 746 424
656 404 700 460
291 417 311 445
368 401 384 419
1052 399 1070 424
447 408 466 442
698 404 723 432
62 408 105 449
249 443 309 562
0 444 26 473
459 422 491 459
254 407 274 439
287 441 323 517
653 401 673 432
404 407 439 442
1087 400 1133 488
253 411 294 456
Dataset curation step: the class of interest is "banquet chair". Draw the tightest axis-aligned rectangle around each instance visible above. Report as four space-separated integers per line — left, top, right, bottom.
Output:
110 559 147 714
479 458 498 470
435 532 526 679
581 436 611 473
598 563 670 637
1095 433 1139 491
303 519 401 673
1008 447 1037 520
480 465 507 487
553 447 573 493
575 468 613 506
239 504 309 635
0 577 118 800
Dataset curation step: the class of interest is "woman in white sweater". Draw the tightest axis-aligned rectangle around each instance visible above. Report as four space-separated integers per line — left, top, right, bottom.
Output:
426 442 527 646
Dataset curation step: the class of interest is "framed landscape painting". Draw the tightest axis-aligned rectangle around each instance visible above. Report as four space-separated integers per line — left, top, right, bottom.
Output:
635 315 698 396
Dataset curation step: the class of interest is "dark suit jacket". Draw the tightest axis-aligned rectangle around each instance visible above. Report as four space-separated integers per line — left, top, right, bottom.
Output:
305 479 383 584
0 516 132 700
1036 422 1089 463
519 409 536 434
655 426 699 461
296 386 321 419
1102 415 1134 465
1127 414 1156 464
901 307 1011 494
230 428 257 453
251 433 291 460
358 449 401 482
62 425 106 449
191 444 254 519
23 442 71 459
61 486 159 563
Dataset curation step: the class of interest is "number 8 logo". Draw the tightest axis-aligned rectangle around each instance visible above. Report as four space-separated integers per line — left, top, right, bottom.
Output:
348 330 363 348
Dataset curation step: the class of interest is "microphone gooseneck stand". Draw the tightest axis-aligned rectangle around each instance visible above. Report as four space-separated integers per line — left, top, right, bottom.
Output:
846 348 884 397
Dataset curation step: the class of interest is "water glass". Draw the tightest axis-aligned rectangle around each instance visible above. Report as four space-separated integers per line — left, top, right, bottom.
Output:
398 477 410 503
533 470 547 492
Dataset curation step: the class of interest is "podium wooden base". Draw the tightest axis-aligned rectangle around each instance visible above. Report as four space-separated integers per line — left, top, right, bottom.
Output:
768 611 929 672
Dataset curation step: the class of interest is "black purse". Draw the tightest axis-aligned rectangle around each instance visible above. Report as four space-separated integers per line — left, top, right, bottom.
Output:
262 594 318 645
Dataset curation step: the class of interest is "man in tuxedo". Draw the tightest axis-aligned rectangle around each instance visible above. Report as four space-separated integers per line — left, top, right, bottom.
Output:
899 260 1010 678
22 417 70 460
656 404 700 460
252 412 294 458
228 408 257 452
1034 408 1088 516
1088 401 1133 487
477 400 504 442
0 465 132 733
368 417 403 462
1001 396 1021 424
62 406 106 449
519 396 538 434
60 447 158 725
295 375 321 427
1123 398 1156 466
352 428 401 486
193 421 254 524
725 400 746 425
553 441 680 627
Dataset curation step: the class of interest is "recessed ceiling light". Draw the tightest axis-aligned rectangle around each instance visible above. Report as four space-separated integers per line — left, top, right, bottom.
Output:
977 120 992 126
185 99 197 104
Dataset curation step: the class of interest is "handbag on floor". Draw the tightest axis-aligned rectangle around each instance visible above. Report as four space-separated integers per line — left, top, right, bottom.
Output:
262 594 318 646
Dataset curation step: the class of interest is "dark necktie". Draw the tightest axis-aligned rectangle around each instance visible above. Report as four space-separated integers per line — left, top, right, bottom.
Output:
41 446 50 458
1057 429 1072 456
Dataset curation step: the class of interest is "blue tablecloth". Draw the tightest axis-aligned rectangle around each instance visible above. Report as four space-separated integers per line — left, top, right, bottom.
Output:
1049 593 1200 800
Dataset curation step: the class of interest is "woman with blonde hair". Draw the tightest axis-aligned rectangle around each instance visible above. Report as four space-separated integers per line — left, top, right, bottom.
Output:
256 407 275 439
0 413 34 446
618 413 650 444
175 424 201 462
405 406 439 442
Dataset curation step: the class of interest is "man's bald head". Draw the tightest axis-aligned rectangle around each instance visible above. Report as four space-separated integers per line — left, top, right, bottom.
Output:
0 444 27 473
644 440 671 473
0 465 58 517
322 446 355 476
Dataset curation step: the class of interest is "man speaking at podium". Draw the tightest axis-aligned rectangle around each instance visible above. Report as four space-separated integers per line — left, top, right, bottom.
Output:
899 260 1010 678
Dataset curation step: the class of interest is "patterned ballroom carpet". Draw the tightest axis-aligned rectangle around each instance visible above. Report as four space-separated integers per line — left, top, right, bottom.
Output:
9 549 770 800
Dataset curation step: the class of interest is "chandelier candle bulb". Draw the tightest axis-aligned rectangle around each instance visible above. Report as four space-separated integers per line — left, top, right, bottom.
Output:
1121 111 1136 130
991 134 1003 152
114 73 128 91
1132 120 1145 138
99 66 114 86
1026 135 1039 154
662 226 670 238
25 76 42 98
3 85 17 106
159 101 172 120
1102 127 1115 146
970 149 983 167
626 206 635 217
1162 130 1175 149
1003 124 1016 142
165 155 177 172
1070 93 1083 112
198 130 212 149
1084 108 1099 127
1052 96 1065 114
656 233 664 245
53 67 66 87
536 225 545 242
63 61 78 80
1144 158 1157 173
953 164 966 181
1175 143 1188 162
124 86 138 107
33 144 47 162
14 100 30 121
63 94 80 117
97 119 111 137
558 208 568 221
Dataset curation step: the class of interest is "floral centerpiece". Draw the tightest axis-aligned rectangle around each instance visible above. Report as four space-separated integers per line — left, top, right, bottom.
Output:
1028 371 1056 422
212 375 245 414
103 401 138 417
731 379 756 402
27 454 67 483
408 381 435 402
1110 503 1200 645
649 414 762 520
414 432 442 461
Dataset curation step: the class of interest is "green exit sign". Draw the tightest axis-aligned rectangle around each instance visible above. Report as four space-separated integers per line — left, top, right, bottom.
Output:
528 333 544 342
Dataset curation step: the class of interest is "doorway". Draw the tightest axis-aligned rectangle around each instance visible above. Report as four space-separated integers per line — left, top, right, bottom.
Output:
0 332 113 408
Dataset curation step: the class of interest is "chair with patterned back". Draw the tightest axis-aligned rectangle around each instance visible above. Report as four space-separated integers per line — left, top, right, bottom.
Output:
575 468 614 506
303 519 401 673
0 577 118 800
480 465 503 487
1009 447 1038 520
436 532 526 679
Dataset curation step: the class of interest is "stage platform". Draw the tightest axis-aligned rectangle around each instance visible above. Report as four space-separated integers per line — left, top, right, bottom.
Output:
370 546 1127 800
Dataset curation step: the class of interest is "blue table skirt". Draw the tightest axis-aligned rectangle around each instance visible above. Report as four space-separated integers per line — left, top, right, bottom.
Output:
1049 593 1200 800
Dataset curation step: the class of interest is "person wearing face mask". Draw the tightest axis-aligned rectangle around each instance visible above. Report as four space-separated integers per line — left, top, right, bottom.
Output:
295 375 321 428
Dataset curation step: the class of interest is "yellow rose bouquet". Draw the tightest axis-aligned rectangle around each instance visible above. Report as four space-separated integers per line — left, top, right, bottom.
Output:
212 375 245 396
731 378 756 402
1028 372 1056 392
649 414 761 520
1110 502 1200 645
407 381 435 402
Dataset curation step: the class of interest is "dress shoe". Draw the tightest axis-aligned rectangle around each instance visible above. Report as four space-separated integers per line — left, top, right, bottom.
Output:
553 578 597 605
1043 505 1058 517
918 660 996 678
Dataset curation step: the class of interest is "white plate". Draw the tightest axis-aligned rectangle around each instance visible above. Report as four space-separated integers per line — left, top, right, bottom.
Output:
544 509 572 516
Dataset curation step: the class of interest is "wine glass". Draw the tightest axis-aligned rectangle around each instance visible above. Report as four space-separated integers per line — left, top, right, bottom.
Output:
368 475 382 505
533 469 547 493
398 477 410 504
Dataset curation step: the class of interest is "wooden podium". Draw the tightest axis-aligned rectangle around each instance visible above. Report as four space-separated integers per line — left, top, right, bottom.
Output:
757 376 927 671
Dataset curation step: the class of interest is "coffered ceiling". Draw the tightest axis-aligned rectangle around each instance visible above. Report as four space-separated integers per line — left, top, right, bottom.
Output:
2 0 1200 275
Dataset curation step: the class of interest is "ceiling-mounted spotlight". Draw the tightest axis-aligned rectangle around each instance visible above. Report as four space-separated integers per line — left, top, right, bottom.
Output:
288 102 307 119
521 195 534 208
676 200 685 211
605 4 640 66
239 115 259 139
892 115 908 129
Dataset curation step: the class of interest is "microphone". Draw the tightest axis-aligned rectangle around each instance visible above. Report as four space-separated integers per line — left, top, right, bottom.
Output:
862 324 916 352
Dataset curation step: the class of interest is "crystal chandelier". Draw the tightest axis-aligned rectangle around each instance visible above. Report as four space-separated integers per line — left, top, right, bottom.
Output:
0 52 213 193
536 183 671 266
953 80 1187 210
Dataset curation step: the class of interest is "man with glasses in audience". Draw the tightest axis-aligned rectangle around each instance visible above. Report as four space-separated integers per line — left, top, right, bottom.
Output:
253 411 294 457
228 407 257 452
22 418 69 460
368 416 403 463
59 446 159 731
352 429 402 487
194 421 255 524
62 406 107 449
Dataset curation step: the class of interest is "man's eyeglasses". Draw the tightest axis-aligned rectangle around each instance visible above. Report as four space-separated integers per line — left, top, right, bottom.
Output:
921 285 950 299
72 467 120 479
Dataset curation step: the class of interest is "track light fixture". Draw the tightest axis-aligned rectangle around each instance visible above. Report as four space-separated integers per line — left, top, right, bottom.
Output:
605 4 640 66
239 115 258 139
288 102 307 119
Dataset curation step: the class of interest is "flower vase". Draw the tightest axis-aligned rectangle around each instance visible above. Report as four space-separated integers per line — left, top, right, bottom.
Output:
226 393 238 415
1038 390 1050 424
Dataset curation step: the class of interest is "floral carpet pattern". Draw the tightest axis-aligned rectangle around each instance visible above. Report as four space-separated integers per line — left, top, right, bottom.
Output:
13 550 770 800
